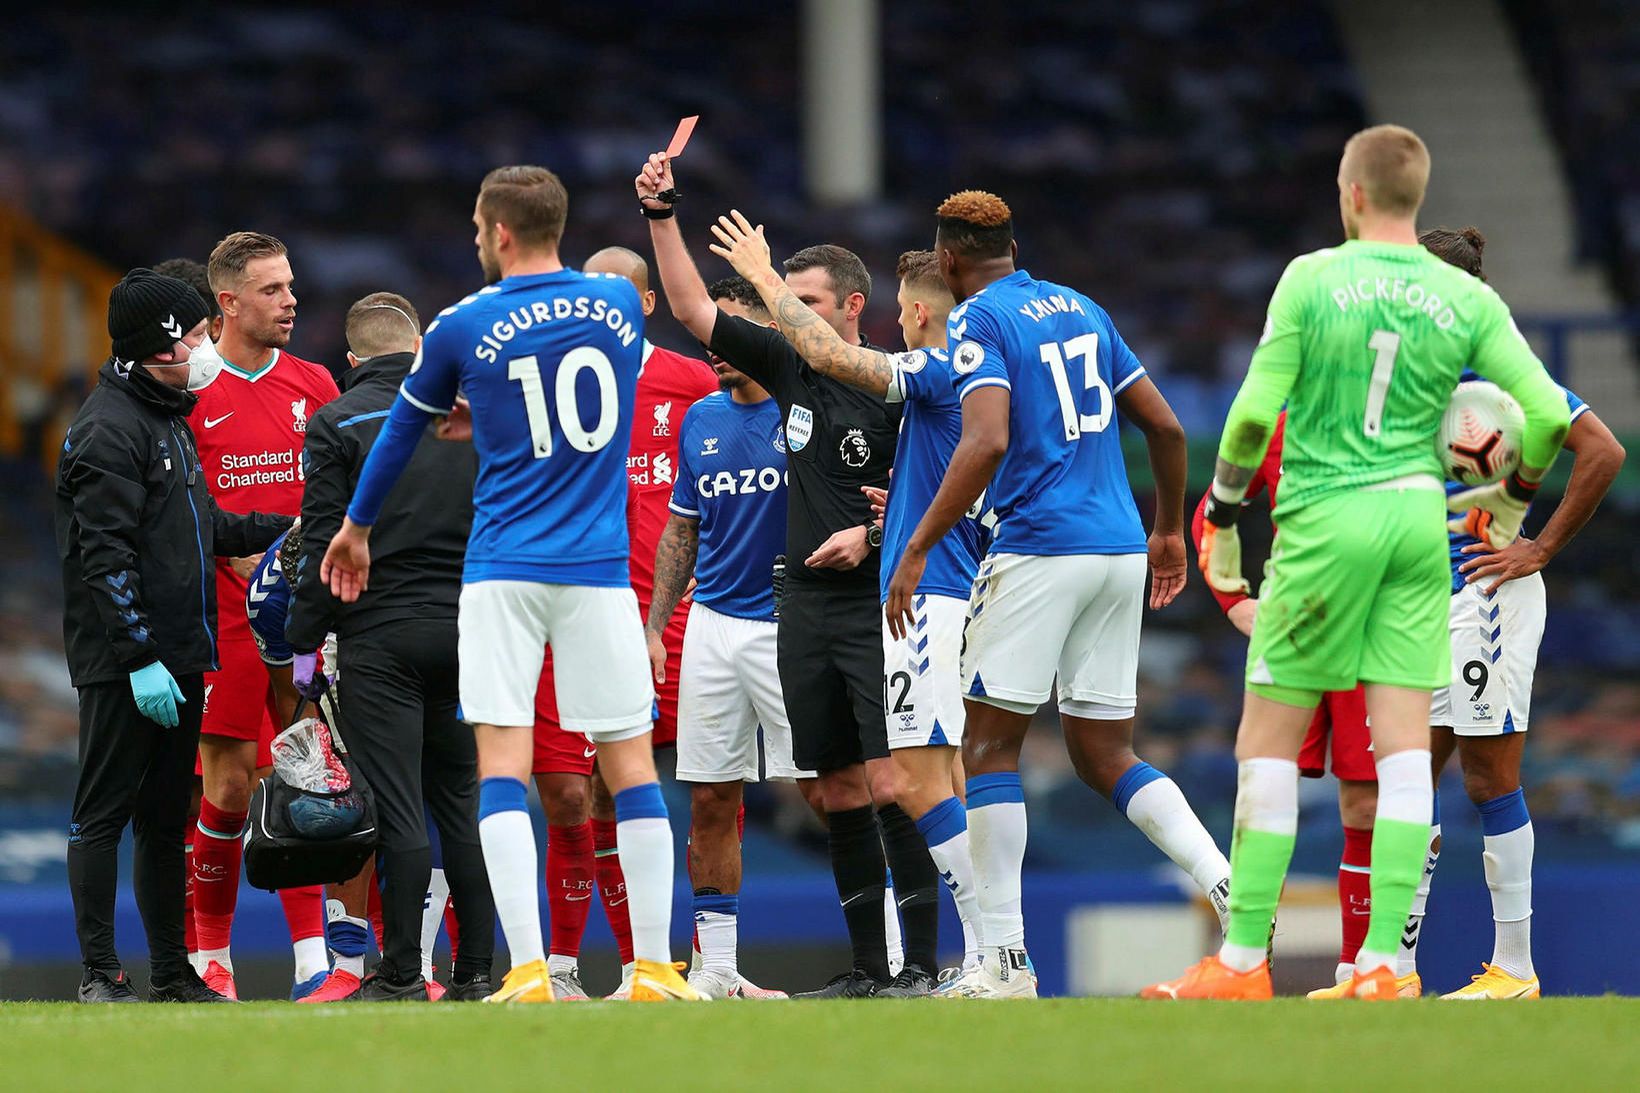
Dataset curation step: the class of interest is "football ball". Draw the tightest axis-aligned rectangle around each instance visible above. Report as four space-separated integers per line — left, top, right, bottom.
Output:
1439 380 1525 486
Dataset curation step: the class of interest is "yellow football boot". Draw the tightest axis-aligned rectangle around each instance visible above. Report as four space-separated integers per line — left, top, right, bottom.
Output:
1442 964 1540 999
1341 965 1401 1000
482 959 555 1003
1308 971 1421 998
630 960 706 1002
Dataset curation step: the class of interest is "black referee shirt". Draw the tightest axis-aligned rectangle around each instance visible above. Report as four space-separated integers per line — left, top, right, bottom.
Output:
708 311 900 591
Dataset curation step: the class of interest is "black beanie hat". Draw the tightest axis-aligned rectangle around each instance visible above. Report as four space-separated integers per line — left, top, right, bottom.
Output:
108 268 211 364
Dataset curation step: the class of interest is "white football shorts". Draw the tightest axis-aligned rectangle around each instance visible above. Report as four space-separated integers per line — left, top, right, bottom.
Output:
960 552 1144 719
458 580 654 741
1430 571 1545 736
675 602 812 782
882 592 967 749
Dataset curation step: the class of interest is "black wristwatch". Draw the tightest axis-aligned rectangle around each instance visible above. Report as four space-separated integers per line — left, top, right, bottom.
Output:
864 521 883 549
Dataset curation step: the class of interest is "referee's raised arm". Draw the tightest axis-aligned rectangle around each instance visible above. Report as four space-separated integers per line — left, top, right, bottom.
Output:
638 151 718 343
709 208 895 399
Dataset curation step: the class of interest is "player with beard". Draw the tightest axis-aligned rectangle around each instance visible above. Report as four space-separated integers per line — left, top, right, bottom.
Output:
188 232 338 1000
529 245 717 1000
324 165 700 1003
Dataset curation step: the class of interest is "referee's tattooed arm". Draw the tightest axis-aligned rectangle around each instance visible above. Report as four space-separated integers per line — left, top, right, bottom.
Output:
709 210 892 396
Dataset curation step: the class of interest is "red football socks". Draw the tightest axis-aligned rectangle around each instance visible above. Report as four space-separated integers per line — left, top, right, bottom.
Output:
192 798 247 952
280 885 327 943
443 901 461 964
1339 825 1373 965
367 877 385 952
592 817 634 965
547 822 596 958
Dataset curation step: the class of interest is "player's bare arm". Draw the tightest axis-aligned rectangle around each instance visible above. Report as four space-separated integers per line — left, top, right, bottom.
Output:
637 152 718 342
1459 407 1625 593
887 385 1009 639
707 210 892 397
646 513 700 684
1450 326 1573 548
1117 375 1189 609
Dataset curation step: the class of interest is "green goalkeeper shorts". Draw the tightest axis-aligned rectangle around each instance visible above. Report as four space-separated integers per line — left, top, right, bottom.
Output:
1246 484 1451 695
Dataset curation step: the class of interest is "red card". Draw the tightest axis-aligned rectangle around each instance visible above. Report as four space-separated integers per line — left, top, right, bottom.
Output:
666 115 699 159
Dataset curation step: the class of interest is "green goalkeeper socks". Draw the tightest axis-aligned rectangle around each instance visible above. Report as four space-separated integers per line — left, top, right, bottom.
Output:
1226 826 1296 952
1362 816 1430 956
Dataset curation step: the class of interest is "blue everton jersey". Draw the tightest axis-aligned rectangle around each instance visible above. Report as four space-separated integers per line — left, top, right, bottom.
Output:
399 270 644 587
1446 372 1588 591
883 347 985 601
669 393 788 621
246 530 293 666
948 269 1149 556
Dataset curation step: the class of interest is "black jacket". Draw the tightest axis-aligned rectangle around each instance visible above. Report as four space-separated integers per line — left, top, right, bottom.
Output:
56 360 292 687
287 352 476 651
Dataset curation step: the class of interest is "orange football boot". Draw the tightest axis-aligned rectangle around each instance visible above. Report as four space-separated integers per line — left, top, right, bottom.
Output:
1141 955 1273 1000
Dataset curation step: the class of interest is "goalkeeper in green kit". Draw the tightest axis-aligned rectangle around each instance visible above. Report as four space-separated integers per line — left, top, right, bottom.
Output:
1142 125 1570 1001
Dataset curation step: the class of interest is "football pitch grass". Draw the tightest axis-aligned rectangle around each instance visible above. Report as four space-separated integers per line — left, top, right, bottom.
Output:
5 998 1635 1090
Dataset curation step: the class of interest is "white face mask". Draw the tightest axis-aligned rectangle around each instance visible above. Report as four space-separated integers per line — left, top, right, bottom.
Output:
185 335 223 391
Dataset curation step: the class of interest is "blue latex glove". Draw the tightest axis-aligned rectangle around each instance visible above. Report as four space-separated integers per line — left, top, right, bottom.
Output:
129 661 184 728
291 652 321 697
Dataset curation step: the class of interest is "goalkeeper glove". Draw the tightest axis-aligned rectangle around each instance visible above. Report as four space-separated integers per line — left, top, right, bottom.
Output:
1198 493 1251 597
1446 471 1539 550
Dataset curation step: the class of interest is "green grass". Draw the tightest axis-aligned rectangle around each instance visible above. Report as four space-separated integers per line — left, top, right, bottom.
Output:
5 998 1635 1090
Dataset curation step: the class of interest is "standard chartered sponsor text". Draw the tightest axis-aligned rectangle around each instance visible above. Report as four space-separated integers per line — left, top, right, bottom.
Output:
218 449 298 489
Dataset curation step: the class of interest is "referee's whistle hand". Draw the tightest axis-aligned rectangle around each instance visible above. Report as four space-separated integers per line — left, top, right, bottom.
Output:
806 525 869 572
321 518 371 604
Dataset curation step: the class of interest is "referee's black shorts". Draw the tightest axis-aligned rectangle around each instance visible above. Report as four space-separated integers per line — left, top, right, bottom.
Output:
777 581 888 773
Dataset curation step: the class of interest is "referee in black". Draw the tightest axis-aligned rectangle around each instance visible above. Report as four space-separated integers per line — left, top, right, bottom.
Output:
57 269 291 1002
641 153 943 998
286 292 496 1001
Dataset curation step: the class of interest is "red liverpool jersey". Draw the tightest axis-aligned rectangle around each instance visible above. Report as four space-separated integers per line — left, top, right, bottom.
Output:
189 348 339 641
627 341 718 610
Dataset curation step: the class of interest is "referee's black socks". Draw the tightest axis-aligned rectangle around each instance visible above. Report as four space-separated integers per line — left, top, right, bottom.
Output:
876 803 940 974
827 804 890 981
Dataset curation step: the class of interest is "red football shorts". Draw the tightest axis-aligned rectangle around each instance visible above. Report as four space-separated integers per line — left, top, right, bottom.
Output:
1298 685 1375 782
198 636 278 770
